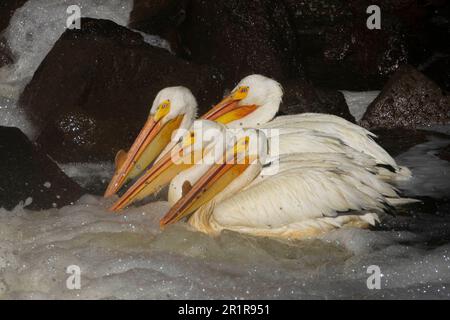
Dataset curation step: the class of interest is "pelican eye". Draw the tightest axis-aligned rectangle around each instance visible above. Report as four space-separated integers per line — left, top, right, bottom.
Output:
232 86 250 100
154 99 171 121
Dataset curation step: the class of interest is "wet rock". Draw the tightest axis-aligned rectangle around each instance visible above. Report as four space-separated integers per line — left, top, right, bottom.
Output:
361 65 450 129
129 0 187 54
0 126 84 211
19 18 224 163
412 1 450 60
279 80 354 122
179 0 302 88
283 0 410 90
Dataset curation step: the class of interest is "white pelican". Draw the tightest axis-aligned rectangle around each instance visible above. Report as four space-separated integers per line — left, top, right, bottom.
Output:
204 74 409 176
104 81 260 198
110 75 410 210
157 121 415 239
109 120 229 210
104 86 198 197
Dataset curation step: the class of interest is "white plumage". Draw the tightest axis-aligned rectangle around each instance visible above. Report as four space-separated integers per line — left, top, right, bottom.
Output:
158 75 415 239
186 150 413 239
159 75 416 239
220 75 409 178
260 113 399 169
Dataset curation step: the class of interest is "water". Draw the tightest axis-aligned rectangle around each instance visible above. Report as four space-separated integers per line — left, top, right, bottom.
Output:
1 133 450 299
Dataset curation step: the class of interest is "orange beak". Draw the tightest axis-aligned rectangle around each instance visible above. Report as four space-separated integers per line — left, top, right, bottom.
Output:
159 145 255 227
104 115 183 197
109 140 206 211
110 143 181 211
201 96 257 125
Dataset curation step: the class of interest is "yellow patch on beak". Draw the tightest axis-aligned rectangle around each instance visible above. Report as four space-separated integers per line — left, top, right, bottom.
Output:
232 86 249 101
215 104 258 124
154 99 171 122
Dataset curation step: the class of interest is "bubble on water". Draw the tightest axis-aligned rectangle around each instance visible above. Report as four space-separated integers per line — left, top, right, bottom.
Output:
0 195 449 299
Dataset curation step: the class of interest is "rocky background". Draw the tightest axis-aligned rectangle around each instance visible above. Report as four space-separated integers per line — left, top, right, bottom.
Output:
0 0 449 210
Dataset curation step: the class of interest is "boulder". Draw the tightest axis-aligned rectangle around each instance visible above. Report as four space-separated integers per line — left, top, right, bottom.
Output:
283 0 410 90
0 126 84 211
279 80 354 122
179 0 302 88
19 18 224 163
360 65 450 129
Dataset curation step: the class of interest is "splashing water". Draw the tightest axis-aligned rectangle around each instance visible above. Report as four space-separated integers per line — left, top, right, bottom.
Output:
1 133 450 299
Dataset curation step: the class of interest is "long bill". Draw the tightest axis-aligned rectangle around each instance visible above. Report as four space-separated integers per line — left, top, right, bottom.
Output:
104 115 184 197
159 155 252 228
109 144 194 211
201 95 257 125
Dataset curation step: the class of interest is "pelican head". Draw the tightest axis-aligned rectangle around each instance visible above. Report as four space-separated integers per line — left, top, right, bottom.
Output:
104 86 197 197
202 74 283 128
160 126 268 227
109 120 228 211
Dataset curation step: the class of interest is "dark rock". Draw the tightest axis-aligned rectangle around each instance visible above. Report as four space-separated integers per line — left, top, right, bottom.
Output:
179 0 302 88
413 1 450 60
19 18 224 163
279 80 354 122
129 0 187 54
360 65 450 129
284 0 410 90
0 126 84 211
423 55 450 93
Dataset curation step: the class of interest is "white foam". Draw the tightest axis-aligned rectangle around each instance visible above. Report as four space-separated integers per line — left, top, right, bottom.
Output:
0 192 449 299
341 91 380 122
